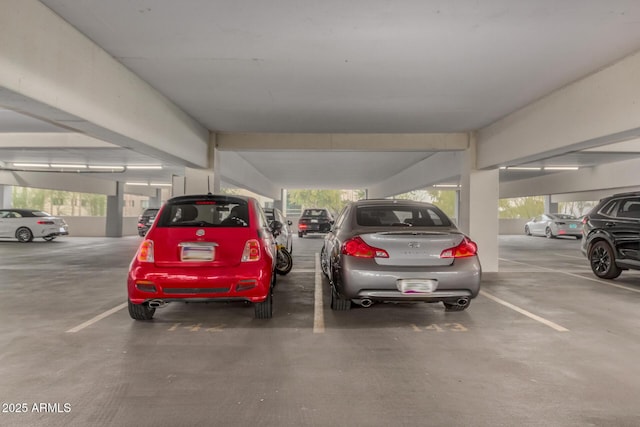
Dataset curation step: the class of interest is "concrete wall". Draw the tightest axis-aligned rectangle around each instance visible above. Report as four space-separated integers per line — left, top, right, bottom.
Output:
62 216 139 237
499 218 529 235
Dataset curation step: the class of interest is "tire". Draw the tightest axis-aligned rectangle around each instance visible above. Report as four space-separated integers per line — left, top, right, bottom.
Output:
275 247 293 275
16 227 33 243
525 226 531 236
254 291 273 319
43 236 56 242
298 232 303 238
443 301 470 311
330 284 351 311
589 241 622 279
320 246 330 278
128 300 155 320
545 227 555 239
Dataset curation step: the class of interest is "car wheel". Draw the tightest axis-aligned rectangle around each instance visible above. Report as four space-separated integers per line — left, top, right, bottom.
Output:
254 291 273 319
128 300 155 320
589 241 622 279
545 227 555 239
525 225 531 236
43 236 56 242
298 232 303 238
16 227 34 243
320 246 330 278
330 284 351 311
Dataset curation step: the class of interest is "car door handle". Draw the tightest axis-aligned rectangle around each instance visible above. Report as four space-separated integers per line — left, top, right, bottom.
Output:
605 222 616 227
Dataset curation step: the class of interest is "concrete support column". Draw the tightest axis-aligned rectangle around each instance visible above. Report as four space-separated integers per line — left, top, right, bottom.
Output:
150 188 162 208
172 140 220 197
544 195 558 214
281 189 288 216
459 135 499 272
105 182 124 237
273 199 283 211
0 185 12 209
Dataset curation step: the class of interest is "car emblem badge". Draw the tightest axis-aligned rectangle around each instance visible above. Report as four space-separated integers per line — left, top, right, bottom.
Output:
196 229 205 236
408 241 421 248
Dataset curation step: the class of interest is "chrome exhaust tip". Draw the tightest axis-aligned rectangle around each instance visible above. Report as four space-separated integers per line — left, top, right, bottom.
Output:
148 299 167 309
360 299 373 308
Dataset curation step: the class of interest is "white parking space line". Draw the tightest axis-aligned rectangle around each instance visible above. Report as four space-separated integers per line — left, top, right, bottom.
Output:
313 253 325 334
500 258 640 294
552 253 586 260
480 290 569 332
293 268 316 273
66 302 127 333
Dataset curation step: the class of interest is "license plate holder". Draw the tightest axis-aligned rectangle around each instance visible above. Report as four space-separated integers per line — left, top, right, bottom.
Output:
180 243 216 261
397 279 438 294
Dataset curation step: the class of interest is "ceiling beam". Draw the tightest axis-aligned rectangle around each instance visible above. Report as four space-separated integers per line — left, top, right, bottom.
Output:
216 133 469 151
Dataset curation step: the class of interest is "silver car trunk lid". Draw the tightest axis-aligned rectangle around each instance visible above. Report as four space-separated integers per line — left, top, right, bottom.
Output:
359 231 464 267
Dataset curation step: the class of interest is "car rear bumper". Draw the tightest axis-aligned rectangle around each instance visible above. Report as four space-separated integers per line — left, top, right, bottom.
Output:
337 256 482 302
128 263 272 304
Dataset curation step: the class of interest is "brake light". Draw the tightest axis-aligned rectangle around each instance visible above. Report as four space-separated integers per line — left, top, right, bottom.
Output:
137 240 154 262
37 220 54 225
299 223 308 230
242 239 261 262
440 237 477 259
342 236 389 258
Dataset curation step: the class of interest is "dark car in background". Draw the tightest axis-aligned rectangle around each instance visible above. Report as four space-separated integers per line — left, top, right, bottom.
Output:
581 191 640 279
137 208 159 236
320 199 481 311
298 208 334 238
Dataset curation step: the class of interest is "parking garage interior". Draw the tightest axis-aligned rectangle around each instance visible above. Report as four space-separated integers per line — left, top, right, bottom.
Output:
2 1 640 425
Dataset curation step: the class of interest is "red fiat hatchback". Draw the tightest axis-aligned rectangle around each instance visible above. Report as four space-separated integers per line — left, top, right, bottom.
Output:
127 194 277 320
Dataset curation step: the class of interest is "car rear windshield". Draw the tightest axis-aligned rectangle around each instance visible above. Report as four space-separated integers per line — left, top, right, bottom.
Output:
356 205 451 227
302 209 328 218
156 198 250 228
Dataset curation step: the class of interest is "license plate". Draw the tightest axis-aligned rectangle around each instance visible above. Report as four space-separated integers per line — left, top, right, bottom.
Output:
311 219 318 223
180 243 215 261
397 279 437 294
569 224 577 229
59 227 66 233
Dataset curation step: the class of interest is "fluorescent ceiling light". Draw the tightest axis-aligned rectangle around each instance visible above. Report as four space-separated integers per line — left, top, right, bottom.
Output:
433 184 460 188
506 166 541 171
51 164 87 168
150 182 172 187
88 165 125 170
125 182 149 186
543 166 579 171
499 167 507 170
126 165 162 170
13 163 50 168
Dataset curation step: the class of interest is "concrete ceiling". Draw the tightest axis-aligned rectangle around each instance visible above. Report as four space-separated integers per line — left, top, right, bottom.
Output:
3 0 640 193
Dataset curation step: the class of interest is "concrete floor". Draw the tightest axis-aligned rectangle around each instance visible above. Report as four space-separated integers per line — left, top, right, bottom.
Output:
1 233 640 426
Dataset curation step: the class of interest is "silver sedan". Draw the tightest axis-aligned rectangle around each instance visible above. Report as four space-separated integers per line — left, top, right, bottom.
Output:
320 199 481 311
525 213 583 239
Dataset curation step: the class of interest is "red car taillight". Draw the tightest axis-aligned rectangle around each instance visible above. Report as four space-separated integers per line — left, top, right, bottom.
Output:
342 236 389 259
242 239 261 262
298 223 308 230
440 237 477 259
137 240 154 262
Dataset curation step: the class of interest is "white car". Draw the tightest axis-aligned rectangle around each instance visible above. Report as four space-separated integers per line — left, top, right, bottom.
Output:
0 209 69 242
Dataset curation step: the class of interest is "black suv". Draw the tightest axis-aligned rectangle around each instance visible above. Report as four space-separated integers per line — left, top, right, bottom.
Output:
297 208 334 238
581 191 640 279
137 208 159 237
